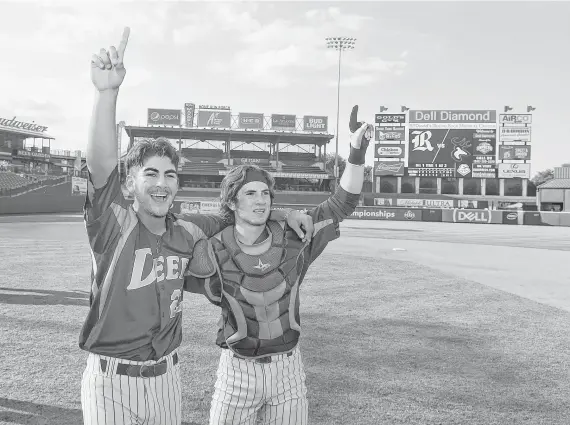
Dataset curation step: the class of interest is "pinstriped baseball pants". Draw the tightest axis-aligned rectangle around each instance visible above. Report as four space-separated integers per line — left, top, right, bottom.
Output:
81 351 182 425
210 346 308 425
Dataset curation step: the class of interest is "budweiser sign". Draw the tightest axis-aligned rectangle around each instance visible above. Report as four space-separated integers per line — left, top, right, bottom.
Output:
374 161 405 176
0 116 48 132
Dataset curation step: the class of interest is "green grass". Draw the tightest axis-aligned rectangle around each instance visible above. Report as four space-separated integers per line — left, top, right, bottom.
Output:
0 224 569 424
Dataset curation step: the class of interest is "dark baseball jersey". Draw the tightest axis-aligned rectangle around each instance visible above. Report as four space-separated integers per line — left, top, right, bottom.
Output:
79 166 228 361
185 185 360 350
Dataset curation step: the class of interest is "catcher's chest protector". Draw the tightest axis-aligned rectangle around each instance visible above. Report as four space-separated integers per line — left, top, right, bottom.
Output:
212 221 306 358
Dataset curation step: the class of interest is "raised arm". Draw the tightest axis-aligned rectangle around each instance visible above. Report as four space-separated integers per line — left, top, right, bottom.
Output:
87 27 130 189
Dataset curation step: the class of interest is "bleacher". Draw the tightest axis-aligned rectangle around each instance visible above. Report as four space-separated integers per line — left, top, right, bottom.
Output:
281 165 327 174
230 150 270 160
0 172 33 190
179 162 226 174
277 152 317 164
181 148 224 161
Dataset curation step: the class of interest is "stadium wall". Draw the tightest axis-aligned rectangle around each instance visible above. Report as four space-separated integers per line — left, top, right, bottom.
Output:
2 184 569 227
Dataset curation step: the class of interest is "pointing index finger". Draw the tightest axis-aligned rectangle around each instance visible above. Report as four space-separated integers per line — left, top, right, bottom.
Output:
117 27 130 63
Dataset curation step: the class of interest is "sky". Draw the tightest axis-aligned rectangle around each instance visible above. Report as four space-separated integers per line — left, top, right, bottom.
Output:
0 0 568 175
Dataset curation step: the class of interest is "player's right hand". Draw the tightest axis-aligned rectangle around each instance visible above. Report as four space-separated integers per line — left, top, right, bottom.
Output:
90 27 130 92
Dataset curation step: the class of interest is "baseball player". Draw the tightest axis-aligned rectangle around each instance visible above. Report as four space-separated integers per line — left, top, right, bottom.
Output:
185 105 372 425
81 27 314 425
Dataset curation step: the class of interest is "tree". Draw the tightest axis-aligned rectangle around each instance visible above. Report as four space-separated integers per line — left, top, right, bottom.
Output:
531 169 554 187
324 153 346 177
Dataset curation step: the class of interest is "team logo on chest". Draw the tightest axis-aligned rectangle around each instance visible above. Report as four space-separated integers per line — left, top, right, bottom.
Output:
253 259 270 272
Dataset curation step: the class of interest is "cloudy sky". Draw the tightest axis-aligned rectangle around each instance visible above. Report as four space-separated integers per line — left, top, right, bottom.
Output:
0 0 567 175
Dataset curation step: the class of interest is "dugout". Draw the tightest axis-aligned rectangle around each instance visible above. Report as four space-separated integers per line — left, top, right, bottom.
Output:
537 166 570 212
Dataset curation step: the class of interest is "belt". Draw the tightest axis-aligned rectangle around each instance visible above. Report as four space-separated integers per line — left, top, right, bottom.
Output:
100 352 179 378
227 350 293 364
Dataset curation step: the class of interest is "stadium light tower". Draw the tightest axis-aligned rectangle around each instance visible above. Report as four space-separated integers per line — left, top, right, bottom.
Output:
326 36 356 186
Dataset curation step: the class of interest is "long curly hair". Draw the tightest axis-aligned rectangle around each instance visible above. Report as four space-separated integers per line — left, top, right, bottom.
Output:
219 164 275 223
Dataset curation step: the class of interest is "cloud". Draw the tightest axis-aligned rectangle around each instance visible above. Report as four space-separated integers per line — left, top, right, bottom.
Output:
306 7 373 31
328 74 378 88
348 57 407 74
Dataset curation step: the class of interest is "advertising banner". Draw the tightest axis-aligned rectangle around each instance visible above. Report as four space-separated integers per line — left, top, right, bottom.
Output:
502 211 521 225
233 157 270 166
373 197 394 206
271 114 296 130
375 127 406 142
472 164 497 178
499 145 531 160
147 108 181 126
179 200 221 215
15 149 51 162
71 176 88 196
197 109 231 128
350 207 421 221
472 129 496 164
409 110 496 124
407 129 482 177
422 209 443 222
375 144 405 159
374 161 405 176
450 209 492 224
303 116 328 132
499 126 531 143
498 163 531 179
375 114 406 125
395 199 455 209
499 114 532 125
184 103 195 127
238 113 264 129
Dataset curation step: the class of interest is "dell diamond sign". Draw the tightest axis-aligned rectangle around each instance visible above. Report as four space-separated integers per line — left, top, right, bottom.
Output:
147 108 181 126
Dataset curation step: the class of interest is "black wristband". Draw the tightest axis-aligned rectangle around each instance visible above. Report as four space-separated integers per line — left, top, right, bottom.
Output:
348 146 366 165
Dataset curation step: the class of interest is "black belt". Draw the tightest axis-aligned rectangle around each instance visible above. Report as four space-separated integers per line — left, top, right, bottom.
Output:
100 352 179 378
228 350 293 364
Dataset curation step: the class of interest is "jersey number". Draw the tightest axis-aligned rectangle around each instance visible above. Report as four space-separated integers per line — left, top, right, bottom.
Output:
170 289 183 318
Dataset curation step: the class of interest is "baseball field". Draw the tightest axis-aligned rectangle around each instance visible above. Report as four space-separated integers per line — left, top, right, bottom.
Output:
0 215 569 425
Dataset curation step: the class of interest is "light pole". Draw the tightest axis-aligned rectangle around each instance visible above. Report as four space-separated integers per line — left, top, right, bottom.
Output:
326 36 356 187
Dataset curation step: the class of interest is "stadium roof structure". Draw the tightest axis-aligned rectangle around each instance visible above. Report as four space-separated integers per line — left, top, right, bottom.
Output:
123 126 334 147
0 125 55 140
537 179 570 189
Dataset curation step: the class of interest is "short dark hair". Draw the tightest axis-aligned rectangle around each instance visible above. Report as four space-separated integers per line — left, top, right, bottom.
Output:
125 137 179 174
219 164 275 223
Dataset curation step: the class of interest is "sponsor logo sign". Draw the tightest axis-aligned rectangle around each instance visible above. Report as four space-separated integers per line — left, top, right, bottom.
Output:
499 145 531 160
180 200 221 215
233 157 270 165
503 211 519 225
396 199 454 209
499 126 531 143
197 109 231 128
303 116 328 132
453 209 492 224
472 164 496 178
375 127 406 142
409 110 496 123
0 116 48 133
375 144 405 158
350 208 421 221
271 114 296 130
374 161 405 176
15 149 50 161
238 113 264 129
147 108 181 126
184 103 195 127
373 198 394 206
375 114 406 124
498 163 531 179
219 170 326 179
499 114 532 125
71 176 87 196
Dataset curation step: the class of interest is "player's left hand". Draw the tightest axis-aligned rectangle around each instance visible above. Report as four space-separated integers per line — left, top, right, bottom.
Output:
286 210 314 243
348 105 373 165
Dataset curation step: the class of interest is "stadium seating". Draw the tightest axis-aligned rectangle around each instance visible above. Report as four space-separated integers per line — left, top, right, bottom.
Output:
179 162 226 174
277 152 317 162
280 165 328 174
0 172 34 190
230 150 271 159
182 148 224 161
